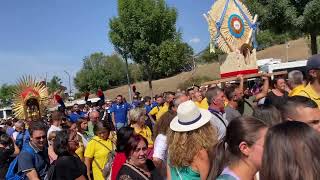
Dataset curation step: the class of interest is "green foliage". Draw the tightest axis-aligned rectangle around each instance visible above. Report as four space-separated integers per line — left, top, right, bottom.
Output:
256 30 294 49
197 46 225 63
109 0 193 90
178 76 212 90
0 84 16 107
74 52 127 92
47 76 63 94
247 0 320 54
129 63 143 82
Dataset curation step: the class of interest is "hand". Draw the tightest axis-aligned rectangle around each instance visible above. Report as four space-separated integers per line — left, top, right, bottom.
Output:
261 73 269 80
237 74 244 81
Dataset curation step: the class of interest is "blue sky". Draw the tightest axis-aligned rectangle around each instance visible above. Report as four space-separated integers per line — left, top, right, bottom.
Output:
0 0 213 90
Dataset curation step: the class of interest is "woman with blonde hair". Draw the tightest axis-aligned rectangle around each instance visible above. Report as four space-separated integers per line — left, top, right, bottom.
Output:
167 100 217 180
129 107 153 148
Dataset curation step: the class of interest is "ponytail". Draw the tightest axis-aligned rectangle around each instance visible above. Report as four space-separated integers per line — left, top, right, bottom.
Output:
208 137 229 179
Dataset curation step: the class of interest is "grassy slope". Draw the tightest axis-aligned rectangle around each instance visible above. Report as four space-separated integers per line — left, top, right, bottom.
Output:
98 38 311 100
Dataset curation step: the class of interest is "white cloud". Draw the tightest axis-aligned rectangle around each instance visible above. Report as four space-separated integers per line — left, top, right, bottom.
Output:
189 37 201 44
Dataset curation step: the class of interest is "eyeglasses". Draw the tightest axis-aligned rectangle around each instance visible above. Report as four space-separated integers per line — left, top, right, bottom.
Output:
34 135 46 140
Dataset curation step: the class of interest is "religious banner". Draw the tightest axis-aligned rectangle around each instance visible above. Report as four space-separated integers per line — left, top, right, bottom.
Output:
204 0 258 78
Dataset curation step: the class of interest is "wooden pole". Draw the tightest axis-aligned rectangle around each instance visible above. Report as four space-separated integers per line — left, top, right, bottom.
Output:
202 71 287 86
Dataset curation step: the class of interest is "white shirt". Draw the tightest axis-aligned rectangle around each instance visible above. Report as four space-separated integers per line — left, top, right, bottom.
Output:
47 125 62 139
153 134 167 161
77 132 89 147
209 111 228 140
12 131 19 141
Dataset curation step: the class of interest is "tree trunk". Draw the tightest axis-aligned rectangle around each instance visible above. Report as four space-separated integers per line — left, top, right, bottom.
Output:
124 57 132 103
146 65 153 98
310 32 318 55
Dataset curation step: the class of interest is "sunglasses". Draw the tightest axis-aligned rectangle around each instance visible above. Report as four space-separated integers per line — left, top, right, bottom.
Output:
34 135 46 140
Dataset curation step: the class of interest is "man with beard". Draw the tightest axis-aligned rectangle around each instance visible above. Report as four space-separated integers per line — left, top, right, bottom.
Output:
16 121 49 180
110 95 131 130
298 54 320 107
68 104 85 123
264 77 289 109
149 92 175 123
224 85 243 122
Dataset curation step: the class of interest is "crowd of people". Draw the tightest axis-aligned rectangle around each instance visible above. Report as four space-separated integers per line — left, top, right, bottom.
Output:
2 54 320 180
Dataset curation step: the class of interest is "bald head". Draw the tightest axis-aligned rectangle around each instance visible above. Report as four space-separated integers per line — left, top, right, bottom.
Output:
89 111 100 123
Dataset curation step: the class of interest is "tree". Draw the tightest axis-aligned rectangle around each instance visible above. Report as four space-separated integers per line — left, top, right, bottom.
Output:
109 0 193 95
47 76 63 94
247 0 320 54
0 84 16 107
74 52 127 92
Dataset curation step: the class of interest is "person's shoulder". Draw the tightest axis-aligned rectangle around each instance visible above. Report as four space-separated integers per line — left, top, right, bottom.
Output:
216 174 238 180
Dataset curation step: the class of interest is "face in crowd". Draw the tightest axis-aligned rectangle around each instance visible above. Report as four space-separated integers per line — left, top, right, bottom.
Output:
130 139 148 167
68 131 79 153
73 104 80 113
274 78 286 92
214 90 226 111
166 94 175 103
290 107 320 132
89 111 100 123
156 96 164 105
194 91 203 102
31 129 46 150
116 96 123 104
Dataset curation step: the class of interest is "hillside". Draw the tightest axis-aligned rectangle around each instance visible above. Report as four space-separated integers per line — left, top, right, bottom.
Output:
99 38 311 100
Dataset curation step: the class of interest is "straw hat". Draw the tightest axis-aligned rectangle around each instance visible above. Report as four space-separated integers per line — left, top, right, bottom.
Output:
170 100 212 132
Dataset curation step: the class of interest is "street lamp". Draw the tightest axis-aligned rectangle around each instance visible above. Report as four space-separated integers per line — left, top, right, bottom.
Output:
64 70 72 99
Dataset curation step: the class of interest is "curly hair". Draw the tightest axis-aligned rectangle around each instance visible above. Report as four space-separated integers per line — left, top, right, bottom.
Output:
167 122 217 167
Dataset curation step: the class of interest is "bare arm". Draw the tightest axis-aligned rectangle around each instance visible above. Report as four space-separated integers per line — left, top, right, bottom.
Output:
255 75 269 101
153 157 163 169
194 149 210 180
25 169 40 180
148 113 156 124
85 157 93 180
237 74 244 93
166 164 172 180
112 112 116 127
75 175 87 180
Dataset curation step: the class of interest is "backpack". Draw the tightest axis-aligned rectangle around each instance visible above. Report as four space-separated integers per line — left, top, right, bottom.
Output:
6 145 35 180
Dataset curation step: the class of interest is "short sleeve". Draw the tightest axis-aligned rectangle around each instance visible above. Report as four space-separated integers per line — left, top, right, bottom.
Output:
18 151 34 172
149 107 158 116
153 135 167 161
84 140 95 158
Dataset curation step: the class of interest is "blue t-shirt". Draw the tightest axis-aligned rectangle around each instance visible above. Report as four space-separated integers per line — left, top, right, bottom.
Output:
68 111 85 123
110 103 131 123
144 104 153 114
6 127 14 137
18 143 49 179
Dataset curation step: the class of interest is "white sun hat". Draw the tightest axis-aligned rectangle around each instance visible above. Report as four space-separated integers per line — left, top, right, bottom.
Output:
170 100 213 132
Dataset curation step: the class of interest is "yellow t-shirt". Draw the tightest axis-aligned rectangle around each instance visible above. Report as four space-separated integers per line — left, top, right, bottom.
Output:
84 136 113 180
132 125 154 147
289 84 305 97
195 98 209 109
149 103 169 121
298 83 320 108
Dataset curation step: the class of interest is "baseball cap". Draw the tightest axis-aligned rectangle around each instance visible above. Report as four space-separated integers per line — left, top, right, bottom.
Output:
306 54 320 70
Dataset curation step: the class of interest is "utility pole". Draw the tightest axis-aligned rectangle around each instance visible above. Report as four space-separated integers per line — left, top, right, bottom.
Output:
124 56 133 103
64 70 72 100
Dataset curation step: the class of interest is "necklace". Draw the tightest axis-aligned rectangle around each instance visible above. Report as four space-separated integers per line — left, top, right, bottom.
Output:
128 160 151 178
